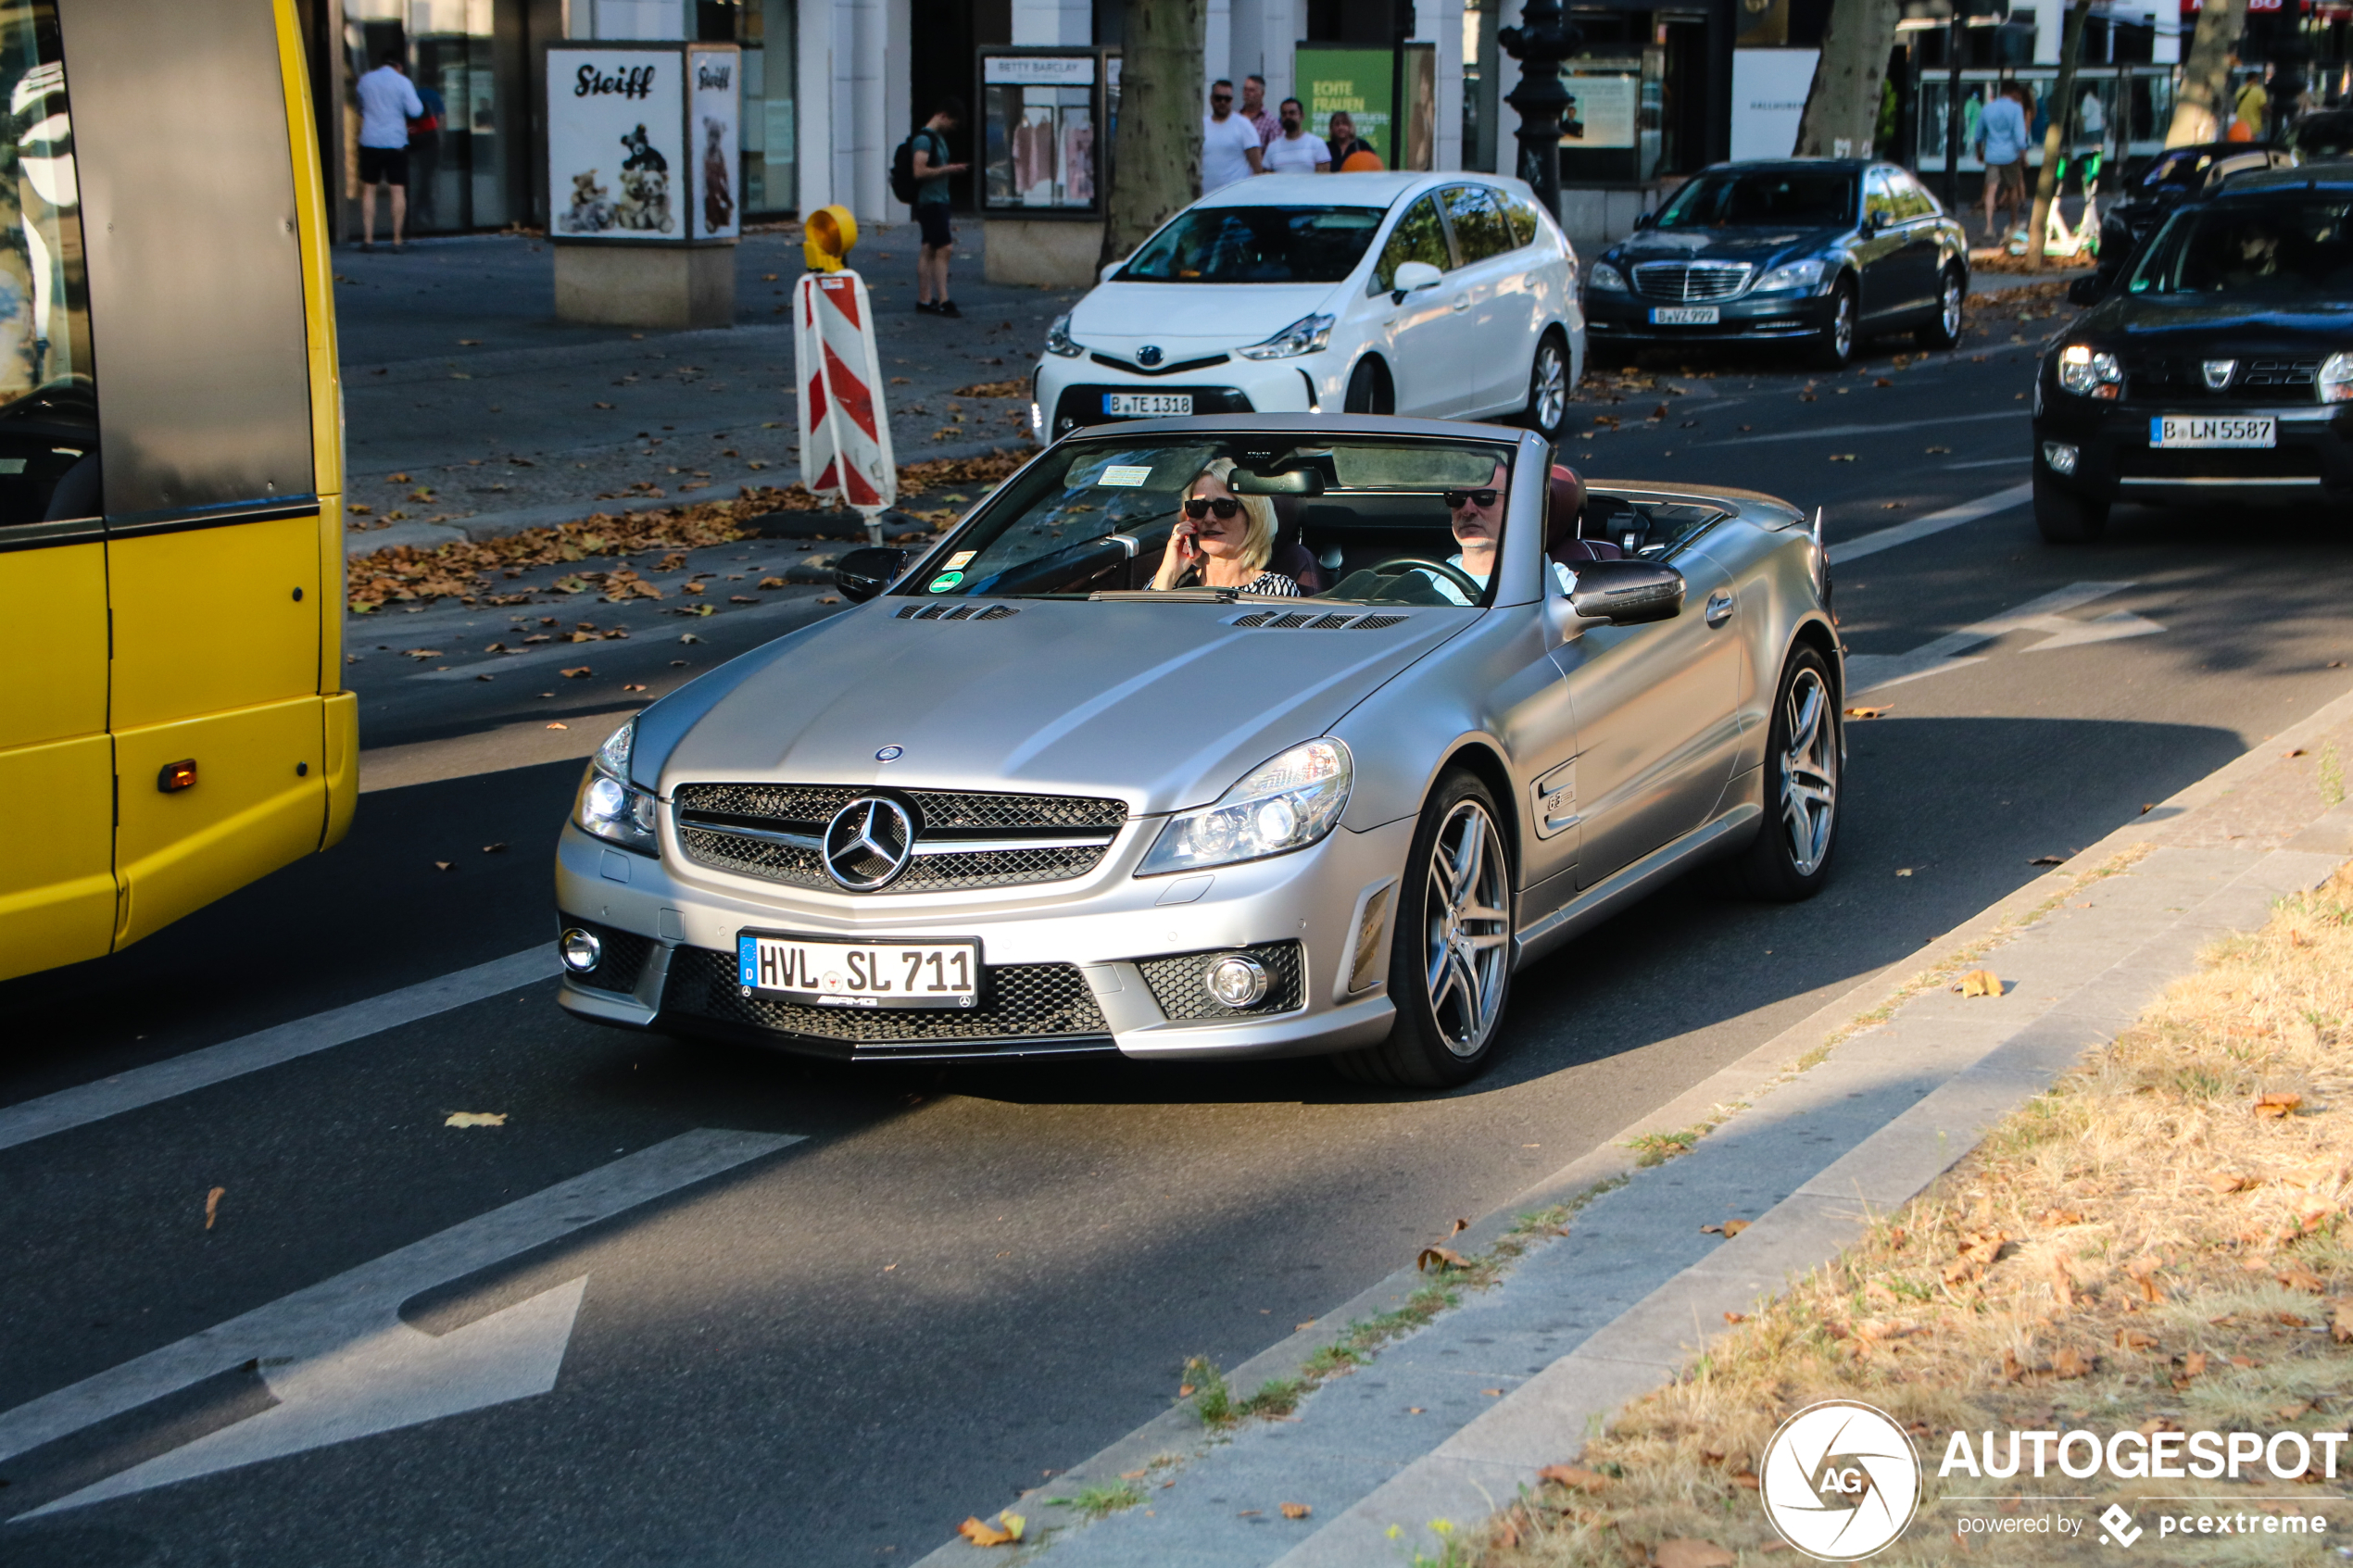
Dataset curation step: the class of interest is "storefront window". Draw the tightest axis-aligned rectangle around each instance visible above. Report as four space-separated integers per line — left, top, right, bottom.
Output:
343 0 512 232
979 51 1102 214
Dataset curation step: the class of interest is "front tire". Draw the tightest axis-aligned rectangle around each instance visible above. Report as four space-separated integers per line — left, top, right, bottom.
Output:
1917 267 1965 350
1522 332 1571 440
1719 646 1841 901
2032 470 2108 544
1344 356 1393 416
1809 279 1857 370
1332 771 1513 1089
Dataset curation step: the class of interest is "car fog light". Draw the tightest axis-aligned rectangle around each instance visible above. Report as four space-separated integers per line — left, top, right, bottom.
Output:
2042 441 2080 477
1206 954 1270 1009
560 927 601 972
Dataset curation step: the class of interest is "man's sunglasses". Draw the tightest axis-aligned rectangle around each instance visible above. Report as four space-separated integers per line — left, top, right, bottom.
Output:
1444 488 1500 509
1211 93 1233 102
1182 496 1243 520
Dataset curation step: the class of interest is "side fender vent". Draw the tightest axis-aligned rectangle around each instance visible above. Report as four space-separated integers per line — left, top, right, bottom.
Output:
1266 611 1315 629
975 604 1020 621
1353 614 1407 630
894 603 1022 621
1308 613 1354 629
1233 610 1275 628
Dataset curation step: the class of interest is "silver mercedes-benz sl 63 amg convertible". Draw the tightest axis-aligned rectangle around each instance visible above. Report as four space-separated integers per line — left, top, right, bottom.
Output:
553 415 1841 1087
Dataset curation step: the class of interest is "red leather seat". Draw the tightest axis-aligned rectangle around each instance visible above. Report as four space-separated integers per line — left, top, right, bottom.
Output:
1545 463 1622 566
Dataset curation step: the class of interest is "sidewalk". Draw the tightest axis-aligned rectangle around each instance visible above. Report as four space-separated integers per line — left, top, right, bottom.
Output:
916 683 2353 1567
333 225 1066 558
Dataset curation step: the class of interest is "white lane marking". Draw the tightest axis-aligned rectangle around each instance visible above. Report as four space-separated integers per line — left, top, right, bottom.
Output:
1845 582 2163 694
1833 482 2034 565
26 1279 589 1518
4 1128 799 1514
1704 408 2027 447
0 948 554 1156
1942 456 2027 470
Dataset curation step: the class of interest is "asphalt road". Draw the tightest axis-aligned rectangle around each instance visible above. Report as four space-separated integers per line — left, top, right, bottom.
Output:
6 296 2353 1567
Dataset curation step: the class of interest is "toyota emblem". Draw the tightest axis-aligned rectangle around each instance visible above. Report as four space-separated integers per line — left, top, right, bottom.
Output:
1137 345 1164 367
823 797 917 890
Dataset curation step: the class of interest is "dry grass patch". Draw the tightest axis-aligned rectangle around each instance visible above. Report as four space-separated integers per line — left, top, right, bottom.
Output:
1478 861 2353 1567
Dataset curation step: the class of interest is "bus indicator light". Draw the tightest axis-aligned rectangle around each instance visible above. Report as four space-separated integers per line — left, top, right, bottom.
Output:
157 759 197 793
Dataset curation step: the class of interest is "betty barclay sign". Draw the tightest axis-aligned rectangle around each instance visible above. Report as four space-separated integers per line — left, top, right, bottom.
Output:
1749 1400 2344 1559
546 44 739 243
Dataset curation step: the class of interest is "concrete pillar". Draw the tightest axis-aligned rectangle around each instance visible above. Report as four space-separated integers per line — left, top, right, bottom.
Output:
1207 0 1233 93
795 0 836 214
1417 0 1466 170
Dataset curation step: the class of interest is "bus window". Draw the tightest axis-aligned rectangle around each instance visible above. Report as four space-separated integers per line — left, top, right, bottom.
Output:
0 0 97 530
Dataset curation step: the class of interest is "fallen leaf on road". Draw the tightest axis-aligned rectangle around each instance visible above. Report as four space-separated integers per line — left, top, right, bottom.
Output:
2031 854 2067 866
546 721 568 730
1724 1311 1746 1323
2183 1350 2209 1377
2278 1262 2325 1293
2053 1346 2092 1379
1281 1502 1311 1520
730 595 757 603
402 648 444 659
1927 445 1952 453
205 1186 225 1230
2117 1327 2160 1350
1417 1246 1468 1272
1895 868 1913 876
445 1111 507 1127
1873 377 1894 388
682 582 706 595
1722 1219 1750 1236
1483 1387 1503 1396
1843 705 1891 720
956 1512 1025 1546
1451 1218 1470 1236
758 576 786 589
482 843 508 854
1119 1470 1146 1480
592 401 614 409
2333 1303 2353 1344
2208 1172 2254 1194
560 667 592 678
2256 1092 2304 1119
434 860 453 872
1656 1538 1735 1568
1538 1465 1613 1491
388 472 410 483
1829 453 1856 461
623 683 648 692
1955 970 2003 997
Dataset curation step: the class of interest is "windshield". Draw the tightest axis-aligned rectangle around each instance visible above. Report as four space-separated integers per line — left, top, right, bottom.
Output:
1119 206 1386 283
899 434 1519 606
1654 169 1856 229
2128 199 2353 298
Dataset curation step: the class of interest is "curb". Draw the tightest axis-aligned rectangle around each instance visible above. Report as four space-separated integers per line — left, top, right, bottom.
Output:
913 675 2353 1566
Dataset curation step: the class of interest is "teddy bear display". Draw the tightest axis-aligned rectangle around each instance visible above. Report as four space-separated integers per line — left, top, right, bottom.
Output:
558 169 614 233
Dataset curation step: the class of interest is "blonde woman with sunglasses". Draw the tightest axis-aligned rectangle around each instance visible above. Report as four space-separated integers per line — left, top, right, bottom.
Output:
1151 458 1302 596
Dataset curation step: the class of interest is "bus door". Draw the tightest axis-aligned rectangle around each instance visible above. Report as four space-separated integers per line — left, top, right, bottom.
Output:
64 0 337 948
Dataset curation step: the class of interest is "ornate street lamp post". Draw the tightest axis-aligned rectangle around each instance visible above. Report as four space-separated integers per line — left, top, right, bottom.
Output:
1499 0 1583 219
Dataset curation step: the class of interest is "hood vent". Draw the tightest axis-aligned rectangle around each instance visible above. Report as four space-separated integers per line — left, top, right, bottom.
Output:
1232 609 1410 631
896 602 1022 621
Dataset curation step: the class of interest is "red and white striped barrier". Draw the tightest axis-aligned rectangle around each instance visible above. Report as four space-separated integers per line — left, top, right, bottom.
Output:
795 269 897 542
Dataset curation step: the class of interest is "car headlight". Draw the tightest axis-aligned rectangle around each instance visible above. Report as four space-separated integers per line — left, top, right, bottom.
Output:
1754 257 1828 294
2057 343 2123 398
1236 312 1335 360
1139 739 1352 875
1045 313 1083 358
2322 351 2353 405
573 719 659 854
1588 261 1629 293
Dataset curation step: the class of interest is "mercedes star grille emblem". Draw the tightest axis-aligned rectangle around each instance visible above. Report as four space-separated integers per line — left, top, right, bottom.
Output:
823 796 916 890
1137 345 1164 367
875 745 903 761
2203 358 2237 390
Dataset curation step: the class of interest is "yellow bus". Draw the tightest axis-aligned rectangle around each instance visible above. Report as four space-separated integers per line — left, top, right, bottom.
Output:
0 0 352 984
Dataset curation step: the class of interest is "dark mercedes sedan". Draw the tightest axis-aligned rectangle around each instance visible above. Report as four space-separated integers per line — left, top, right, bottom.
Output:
2032 164 2353 543
1582 158 1969 369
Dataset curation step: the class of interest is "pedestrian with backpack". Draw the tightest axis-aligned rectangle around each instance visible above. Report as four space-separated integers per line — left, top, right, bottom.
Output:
895 97 968 316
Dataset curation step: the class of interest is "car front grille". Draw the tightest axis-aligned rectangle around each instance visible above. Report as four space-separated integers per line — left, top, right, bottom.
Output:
661 945 1110 1051
1137 942 1305 1022
672 783 1128 894
1631 261 1753 301
2122 356 2324 402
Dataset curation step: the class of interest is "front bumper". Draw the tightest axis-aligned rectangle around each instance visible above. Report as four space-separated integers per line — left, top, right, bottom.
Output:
553 808 1410 1062
2033 399 2353 505
1583 289 1832 344
1035 350 1327 438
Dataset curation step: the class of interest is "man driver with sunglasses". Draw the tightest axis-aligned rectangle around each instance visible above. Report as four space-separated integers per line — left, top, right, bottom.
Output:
1419 460 1577 606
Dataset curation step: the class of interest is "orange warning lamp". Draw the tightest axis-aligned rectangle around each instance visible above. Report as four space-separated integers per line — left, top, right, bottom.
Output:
804 205 858 272
157 758 197 793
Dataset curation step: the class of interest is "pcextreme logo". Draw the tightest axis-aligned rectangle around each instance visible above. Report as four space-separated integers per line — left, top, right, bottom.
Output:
2099 1504 2144 1547
1758 1399 1923 1561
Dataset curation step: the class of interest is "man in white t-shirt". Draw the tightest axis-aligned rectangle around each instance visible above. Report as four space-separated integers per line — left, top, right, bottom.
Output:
354 51 424 250
1261 98 1332 174
1202 80 1263 192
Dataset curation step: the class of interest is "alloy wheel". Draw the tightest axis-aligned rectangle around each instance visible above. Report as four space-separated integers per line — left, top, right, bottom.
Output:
1780 666 1838 877
1423 798 1511 1058
1531 340 1568 433
1939 274 1963 339
1831 290 1855 360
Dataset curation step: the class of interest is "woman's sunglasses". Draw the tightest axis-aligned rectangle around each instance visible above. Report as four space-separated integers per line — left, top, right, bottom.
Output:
1444 488 1500 509
1182 496 1243 521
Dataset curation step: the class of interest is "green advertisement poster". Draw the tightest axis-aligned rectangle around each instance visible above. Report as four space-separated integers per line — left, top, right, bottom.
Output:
1296 46 1392 161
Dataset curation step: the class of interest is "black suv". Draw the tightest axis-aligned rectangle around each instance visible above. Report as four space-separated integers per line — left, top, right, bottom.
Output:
2031 163 2353 542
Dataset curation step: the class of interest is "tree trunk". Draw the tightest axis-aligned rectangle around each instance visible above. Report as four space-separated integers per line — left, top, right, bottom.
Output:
2024 0 2091 271
2165 0 2246 146
1792 0 1902 157
1101 0 1204 267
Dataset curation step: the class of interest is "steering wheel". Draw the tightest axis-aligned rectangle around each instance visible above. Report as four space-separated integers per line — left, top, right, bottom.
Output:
1364 557 1485 603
